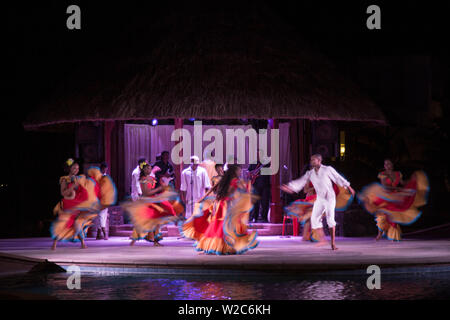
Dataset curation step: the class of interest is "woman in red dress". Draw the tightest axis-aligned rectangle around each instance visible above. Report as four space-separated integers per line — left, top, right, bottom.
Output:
359 159 429 241
285 181 354 242
124 163 184 246
51 159 100 250
285 181 316 241
182 164 258 255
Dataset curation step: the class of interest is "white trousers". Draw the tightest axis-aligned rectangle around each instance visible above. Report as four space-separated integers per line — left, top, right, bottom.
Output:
98 208 108 228
185 200 197 219
310 196 336 230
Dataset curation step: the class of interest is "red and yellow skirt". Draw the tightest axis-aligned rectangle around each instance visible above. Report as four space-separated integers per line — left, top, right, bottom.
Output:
358 171 429 241
51 176 100 242
123 191 184 242
182 190 258 255
284 185 354 242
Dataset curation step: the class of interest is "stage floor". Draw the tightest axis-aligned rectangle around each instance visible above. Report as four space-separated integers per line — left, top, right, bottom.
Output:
1 236 450 276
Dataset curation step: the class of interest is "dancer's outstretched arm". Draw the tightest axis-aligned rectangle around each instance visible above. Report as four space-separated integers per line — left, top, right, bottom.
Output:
281 171 311 194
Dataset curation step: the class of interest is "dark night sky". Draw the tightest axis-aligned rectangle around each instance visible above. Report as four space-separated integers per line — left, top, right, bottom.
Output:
3 1 449 237
5 1 448 122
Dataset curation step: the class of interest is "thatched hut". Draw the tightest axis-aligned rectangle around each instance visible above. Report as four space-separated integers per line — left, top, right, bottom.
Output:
23 3 386 223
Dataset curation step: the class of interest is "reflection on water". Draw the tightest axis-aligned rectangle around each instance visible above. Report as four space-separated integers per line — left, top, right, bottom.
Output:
1 272 450 300
302 281 347 300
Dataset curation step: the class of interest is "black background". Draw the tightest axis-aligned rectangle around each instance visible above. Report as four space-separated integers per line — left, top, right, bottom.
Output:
3 0 449 237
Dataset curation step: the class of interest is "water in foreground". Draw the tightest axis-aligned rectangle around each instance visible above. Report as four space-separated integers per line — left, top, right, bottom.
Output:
1 270 450 300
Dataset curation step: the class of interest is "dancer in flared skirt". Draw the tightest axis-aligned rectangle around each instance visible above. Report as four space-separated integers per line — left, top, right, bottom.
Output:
51 159 116 249
181 164 258 255
123 162 184 246
358 160 429 241
285 181 353 242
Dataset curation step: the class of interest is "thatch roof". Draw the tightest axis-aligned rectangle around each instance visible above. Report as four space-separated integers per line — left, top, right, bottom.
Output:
24 3 386 129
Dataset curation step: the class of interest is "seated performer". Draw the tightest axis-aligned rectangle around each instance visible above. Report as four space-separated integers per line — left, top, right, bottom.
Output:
124 162 184 246
51 159 116 250
181 164 258 255
281 154 355 250
358 159 429 241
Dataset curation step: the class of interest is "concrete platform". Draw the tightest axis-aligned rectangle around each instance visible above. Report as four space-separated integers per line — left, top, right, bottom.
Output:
1 236 450 276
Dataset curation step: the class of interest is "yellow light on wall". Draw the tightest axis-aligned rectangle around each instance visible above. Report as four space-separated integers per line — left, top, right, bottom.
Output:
340 130 345 160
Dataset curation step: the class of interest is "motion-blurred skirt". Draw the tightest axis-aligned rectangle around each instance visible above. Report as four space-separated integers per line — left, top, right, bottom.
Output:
358 171 429 240
51 176 100 242
123 191 185 242
284 184 354 241
182 189 258 255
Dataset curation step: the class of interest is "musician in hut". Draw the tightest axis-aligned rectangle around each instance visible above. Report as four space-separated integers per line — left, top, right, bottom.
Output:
248 150 271 223
153 151 175 188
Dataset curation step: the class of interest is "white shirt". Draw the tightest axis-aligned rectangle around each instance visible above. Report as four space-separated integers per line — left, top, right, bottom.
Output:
287 165 350 200
181 166 211 217
131 166 142 200
180 166 211 198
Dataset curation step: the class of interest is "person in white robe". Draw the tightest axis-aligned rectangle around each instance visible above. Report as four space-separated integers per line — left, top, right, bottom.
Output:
180 156 211 218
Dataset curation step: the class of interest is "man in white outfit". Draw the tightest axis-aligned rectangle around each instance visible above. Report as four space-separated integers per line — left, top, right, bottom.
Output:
131 158 147 201
180 155 211 219
281 154 355 250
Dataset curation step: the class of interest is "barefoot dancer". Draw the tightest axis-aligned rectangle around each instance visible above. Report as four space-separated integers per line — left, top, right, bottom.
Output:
51 159 116 250
124 162 184 247
285 180 354 242
375 159 403 241
281 154 355 250
284 181 316 241
358 159 429 241
181 164 258 255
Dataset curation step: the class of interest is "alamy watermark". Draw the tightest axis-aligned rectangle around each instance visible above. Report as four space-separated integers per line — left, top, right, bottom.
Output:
170 121 280 175
366 5 381 30
66 265 81 290
67 5 380 31
66 5 81 30
366 265 381 289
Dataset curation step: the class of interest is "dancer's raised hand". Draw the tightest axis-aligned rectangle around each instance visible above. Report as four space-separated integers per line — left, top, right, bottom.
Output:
280 184 294 194
347 186 355 197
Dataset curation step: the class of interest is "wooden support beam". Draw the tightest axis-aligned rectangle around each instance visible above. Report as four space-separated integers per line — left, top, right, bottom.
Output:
104 121 115 169
174 118 183 190
269 118 282 224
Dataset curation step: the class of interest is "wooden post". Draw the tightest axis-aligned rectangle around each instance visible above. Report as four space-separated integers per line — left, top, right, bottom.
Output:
174 118 183 190
289 119 299 179
104 121 115 169
269 118 282 223
109 121 125 201
305 120 312 164
298 120 305 177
